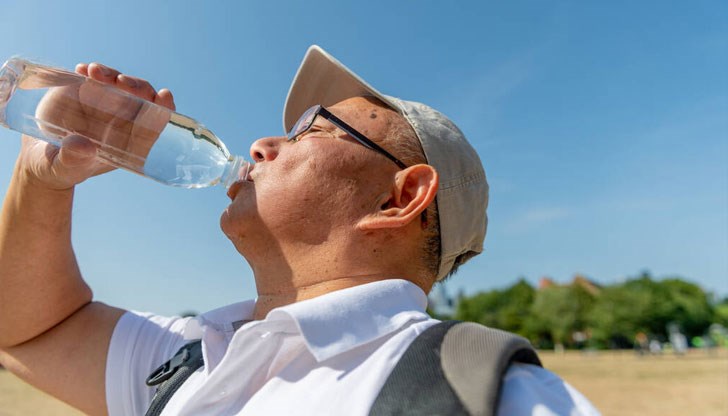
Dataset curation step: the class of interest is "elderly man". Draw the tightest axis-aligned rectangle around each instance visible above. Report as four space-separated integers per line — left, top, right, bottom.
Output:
0 46 598 415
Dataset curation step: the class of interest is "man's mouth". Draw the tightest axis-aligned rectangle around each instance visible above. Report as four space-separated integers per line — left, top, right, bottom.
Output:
226 166 255 200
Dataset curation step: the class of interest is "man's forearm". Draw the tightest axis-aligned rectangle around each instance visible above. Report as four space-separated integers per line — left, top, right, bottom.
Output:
0 163 92 347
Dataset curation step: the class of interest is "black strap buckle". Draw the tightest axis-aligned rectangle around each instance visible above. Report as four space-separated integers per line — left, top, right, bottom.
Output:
146 341 199 387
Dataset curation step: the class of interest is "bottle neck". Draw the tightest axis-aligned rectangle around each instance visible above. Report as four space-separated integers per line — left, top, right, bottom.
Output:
220 155 250 189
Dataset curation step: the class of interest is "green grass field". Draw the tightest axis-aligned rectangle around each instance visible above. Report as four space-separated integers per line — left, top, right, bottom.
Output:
1 348 726 415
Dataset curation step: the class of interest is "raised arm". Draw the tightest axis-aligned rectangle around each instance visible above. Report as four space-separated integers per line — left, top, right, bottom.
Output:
0 62 176 415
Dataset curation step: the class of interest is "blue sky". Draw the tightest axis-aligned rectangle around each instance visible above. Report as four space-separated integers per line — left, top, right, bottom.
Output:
0 1 725 315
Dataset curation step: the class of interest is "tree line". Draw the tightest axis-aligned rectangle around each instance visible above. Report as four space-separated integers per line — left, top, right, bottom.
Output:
446 271 728 350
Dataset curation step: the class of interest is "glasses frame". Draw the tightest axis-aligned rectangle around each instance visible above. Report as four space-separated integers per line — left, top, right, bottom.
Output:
287 105 407 169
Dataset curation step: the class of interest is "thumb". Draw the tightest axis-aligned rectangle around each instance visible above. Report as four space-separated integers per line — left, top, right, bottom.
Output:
49 135 102 186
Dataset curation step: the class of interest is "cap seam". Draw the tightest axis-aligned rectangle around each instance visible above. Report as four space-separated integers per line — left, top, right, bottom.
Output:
439 170 486 191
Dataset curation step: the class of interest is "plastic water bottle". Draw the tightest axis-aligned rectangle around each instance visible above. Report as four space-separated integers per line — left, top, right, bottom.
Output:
0 57 249 188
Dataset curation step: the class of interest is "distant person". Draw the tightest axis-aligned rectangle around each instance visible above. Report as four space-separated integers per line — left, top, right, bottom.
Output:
0 46 600 415
649 339 663 355
670 332 689 356
635 332 649 356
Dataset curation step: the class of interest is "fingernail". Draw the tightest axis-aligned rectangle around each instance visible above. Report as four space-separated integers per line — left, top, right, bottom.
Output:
119 75 138 88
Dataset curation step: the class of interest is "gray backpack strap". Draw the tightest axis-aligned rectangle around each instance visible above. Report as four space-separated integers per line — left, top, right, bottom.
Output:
369 321 541 416
144 340 204 416
441 322 542 415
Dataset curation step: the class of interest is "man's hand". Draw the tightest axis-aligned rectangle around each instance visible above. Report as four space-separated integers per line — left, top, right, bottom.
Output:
19 62 176 190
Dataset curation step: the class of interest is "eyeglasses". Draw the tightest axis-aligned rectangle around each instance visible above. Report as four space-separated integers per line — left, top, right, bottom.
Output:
287 105 407 169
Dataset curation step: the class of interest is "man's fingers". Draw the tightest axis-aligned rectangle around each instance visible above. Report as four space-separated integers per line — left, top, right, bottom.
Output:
85 62 174 110
75 63 89 77
116 74 157 102
87 62 121 84
154 89 176 111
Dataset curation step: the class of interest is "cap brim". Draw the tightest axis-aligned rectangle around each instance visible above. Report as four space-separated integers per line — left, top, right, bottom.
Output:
283 45 399 133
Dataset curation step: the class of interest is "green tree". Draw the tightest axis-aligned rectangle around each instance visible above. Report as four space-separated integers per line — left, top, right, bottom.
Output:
588 272 714 347
714 296 728 326
658 277 714 338
498 279 536 333
454 278 535 335
526 284 595 348
456 272 716 350
587 283 651 348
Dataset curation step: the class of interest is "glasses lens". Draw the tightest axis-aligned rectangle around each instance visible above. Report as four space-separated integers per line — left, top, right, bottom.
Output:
288 106 319 140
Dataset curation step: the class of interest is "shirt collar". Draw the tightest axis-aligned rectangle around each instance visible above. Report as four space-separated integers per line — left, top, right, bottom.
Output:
265 279 430 362
191 279 436 368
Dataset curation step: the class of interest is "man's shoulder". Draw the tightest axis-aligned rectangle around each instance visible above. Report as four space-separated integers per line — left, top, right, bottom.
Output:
372 321 539 415
375 322 600 416
500 363 601 415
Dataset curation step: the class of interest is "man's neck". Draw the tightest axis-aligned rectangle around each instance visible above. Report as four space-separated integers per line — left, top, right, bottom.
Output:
252 274 387 320
240 232 431 320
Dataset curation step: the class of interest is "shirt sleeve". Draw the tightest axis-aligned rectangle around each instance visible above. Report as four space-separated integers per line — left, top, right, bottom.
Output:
105 310 193 416
497 363 601 416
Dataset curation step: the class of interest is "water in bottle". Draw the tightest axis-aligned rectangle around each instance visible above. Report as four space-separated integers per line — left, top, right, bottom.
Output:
0 57 249 188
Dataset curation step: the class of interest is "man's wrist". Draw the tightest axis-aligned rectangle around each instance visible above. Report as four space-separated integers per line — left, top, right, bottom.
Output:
13 161 77 195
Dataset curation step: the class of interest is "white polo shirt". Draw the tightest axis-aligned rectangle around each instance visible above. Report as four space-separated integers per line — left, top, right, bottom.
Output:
106 279 599 415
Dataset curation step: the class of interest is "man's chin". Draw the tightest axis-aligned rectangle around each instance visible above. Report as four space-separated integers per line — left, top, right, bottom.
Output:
219 207 237 239
219 207 254 244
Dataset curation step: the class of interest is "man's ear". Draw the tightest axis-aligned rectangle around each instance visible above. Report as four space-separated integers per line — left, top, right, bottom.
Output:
357 164 439 230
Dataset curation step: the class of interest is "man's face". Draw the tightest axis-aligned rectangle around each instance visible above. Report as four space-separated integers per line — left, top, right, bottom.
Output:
221 97 401 255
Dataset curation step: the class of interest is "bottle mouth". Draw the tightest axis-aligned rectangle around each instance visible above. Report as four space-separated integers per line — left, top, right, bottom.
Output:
221 155 251 189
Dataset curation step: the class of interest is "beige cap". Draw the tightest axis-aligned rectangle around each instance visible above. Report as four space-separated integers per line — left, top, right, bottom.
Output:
284 45 489 280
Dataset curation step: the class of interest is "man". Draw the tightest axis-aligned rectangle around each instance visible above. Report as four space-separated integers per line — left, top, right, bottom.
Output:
0 46 598 415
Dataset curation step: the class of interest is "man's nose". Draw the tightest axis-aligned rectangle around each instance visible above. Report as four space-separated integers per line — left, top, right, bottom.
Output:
249 136 286 163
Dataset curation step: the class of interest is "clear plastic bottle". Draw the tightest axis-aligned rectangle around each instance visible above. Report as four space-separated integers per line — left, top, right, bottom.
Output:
0 57 249 188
